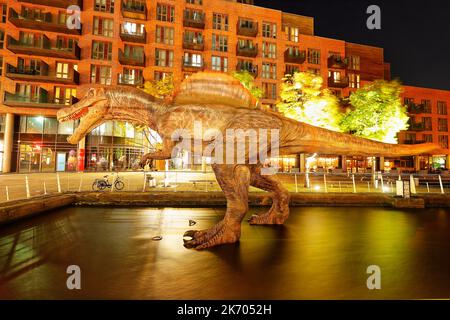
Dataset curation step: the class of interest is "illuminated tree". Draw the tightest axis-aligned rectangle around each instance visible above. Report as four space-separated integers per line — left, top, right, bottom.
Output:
141 74 174 99
277 72 343 131
339 80 409 143
232 71 263 100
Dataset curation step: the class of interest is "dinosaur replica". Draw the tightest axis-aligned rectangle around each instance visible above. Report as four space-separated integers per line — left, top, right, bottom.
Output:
57 72 446 249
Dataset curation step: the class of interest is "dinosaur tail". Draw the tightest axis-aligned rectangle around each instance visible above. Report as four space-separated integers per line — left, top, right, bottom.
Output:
279 118 448 157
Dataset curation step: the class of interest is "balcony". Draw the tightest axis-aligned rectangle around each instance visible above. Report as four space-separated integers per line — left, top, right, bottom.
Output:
9 8 81 35
118 74 144 86
328 76 349 88
182 61 206 72
118 49 145 67
409 122 426 132
237 21 258 37
183 13 206 29
7 35 81 60
236 63 258 78
236 44 258 58
120 28 146 44
121 1 147 20
284 49 306 64
18 0 83 9
328 55 348 69
407 103 429 114
3 90 78 109
183 39 204 51
5 63 80 84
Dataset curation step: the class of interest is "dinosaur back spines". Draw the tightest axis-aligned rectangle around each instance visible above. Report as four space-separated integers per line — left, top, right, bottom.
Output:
172 72 259 110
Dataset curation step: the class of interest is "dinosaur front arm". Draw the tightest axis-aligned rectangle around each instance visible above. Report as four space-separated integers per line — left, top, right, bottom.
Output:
140 138 178 167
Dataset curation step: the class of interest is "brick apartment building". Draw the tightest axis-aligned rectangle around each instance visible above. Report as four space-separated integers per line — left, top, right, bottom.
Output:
0 0 449 173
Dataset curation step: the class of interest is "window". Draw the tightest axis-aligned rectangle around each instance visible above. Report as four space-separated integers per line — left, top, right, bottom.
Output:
422 117 432 130
121 68 143 84
404 97 414 107
423 134 433 143
157 3 175 22
186 0 203 4
238 18 256 29
262 42 276 59
24 116 44 134
93 16 114 37
92 41 112 60
438 118 448 132
56 62 70 79
405 133 416 143
422 99 432 113
284 26 299 42
307 49 320 64
329 71 342 82
308 68 320 75
56 36 75 50
123 22 145 36
156 26 174 45
0 56 3 76
348 55 360 70
262 62 276 79
437 101 447 115
95 0 115 13
54 87 76 105
90 65 112 85
212 34 228 52
262 22 277 39
238 39 255 49
155 49 173 67
213 13 228 31
262 83 277 100
285 64 299 75
237 60 257 74
348 73 360 88
184 52 203 67
184 8 204 21
1 4 6 23
0 29 4 49
439 135 448 149
154 71 172 81
211 56 228 72
58 11 68 25
124 44 144 59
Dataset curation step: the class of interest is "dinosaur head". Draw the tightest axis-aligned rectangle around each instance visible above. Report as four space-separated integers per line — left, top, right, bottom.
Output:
57 87 110 144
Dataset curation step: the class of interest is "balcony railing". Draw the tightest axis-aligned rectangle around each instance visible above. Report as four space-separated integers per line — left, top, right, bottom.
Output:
7 35 81 60
120 27 146 44
404 140 426 145
328 55 349 69
118 50 146 67
237 21 258 37
183 39 205 51
18 0 83 9
284 49 306 64
183 12 206 29
118 74 144 86
407 103 430 114
182 60 206 72
236 63 258 78
328 76 349 88
121 1 147 20
236 44 258 58
3 91 78 108
5 63 80 84
408 122 426 131
9 8 81 35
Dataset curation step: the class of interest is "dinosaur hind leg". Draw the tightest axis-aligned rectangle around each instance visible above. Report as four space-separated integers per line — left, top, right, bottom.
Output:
183 164 250 250
248 166 290 225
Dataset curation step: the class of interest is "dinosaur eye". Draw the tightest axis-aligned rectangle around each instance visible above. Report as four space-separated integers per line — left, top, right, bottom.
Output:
87 88 95 98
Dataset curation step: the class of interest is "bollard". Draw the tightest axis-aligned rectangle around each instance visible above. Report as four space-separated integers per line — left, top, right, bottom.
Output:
25 176 31 198
43 181 47 195
78 174 83 192
57 173 62 193
323 174 328 193
5 186 10 202
409 175 417 194
295 174 298 193
438 175 444 194
426 182 430 193
352 174 356 193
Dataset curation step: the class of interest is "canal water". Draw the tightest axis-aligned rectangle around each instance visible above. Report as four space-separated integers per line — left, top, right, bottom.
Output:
0 206 449 299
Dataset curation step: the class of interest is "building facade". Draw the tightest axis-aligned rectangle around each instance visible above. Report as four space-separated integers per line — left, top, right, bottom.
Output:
0 0 448 173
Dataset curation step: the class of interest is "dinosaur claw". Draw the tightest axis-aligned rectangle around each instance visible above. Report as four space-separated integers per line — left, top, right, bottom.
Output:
182 222 240 250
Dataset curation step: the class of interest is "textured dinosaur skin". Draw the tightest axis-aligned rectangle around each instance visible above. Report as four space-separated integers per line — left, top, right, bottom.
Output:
57 72 446 249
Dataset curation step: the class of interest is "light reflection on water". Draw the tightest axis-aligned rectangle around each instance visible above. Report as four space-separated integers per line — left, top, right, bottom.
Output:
0 206 449 299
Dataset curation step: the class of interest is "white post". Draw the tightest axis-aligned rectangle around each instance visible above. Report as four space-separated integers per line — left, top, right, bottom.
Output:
380 174 384 192
57 173 61 193
426 182 430 193
352 174 356 193
142 172 147 192
25 176 30 198
409 174 417 194
294 174 298 193
5 186 9 202
323 174 328 193
438 175 444 194
78 174 83 192
43 181 47 195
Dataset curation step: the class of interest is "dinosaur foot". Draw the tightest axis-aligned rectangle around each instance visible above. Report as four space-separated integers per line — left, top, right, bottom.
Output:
248 210 289 225
183 221 240 250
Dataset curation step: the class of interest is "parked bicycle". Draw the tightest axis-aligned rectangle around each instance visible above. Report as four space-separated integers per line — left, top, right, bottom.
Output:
92 174 125 191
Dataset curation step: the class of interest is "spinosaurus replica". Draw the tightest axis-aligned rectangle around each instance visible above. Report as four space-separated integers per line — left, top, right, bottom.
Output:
57 72 445 249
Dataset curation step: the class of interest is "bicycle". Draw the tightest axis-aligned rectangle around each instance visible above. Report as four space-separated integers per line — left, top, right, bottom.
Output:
92 174 125 191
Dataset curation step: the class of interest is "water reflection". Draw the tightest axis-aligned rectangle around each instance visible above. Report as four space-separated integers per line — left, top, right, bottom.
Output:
0 206 449 299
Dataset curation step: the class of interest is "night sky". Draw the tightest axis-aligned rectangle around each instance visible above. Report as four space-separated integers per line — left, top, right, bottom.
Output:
255 0 450 91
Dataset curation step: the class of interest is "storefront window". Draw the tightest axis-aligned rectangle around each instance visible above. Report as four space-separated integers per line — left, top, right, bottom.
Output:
44 118 58 134
58 120 75 135
25 116 44 134
92 121 113 136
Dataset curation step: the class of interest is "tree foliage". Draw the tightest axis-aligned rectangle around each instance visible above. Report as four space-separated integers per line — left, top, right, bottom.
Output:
232 71 263 100
141 74 174 99
339 80 409 143
276 72 343 131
